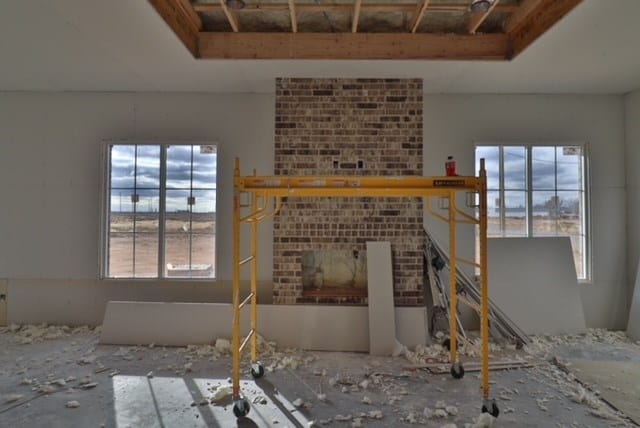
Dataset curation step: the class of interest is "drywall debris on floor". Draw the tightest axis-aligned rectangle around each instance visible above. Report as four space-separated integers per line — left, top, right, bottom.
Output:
65 400 80 408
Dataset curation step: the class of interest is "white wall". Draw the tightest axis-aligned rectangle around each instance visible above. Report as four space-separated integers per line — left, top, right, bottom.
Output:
423 95 627 330
625 91 640 292
625 90 640 337
0 92 276 324
0 92 631 330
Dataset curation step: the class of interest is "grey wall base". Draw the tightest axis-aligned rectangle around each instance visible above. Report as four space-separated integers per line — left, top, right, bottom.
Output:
100 301 427 352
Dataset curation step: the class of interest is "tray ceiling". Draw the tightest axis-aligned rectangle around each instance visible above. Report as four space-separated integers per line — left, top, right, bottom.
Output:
149 0 583 60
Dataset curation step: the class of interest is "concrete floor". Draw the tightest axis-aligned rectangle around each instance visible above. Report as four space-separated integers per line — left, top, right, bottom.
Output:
0 326 638 427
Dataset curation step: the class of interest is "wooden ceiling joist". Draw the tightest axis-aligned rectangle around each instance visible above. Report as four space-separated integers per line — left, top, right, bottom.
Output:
410 0 431 34
352 0 362 33
468 0 500 34
506 0 582 58
191 2 519 14
288 0 297 33
219 0 240 32
198 32 508 60
149 0 200 56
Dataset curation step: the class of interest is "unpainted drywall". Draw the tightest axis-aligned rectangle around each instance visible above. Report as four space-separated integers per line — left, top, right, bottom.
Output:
628 259 640 340
626 90 640 336
423 94 626 329
366 242 397 355
100 301 427 351
0 93 275 283
0 92 630 330
488 237 586 335
6 279 273 326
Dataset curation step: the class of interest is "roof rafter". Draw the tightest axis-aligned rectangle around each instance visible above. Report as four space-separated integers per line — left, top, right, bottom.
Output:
198 32 508 60
191 2 519 14
219 0 240 32
288 0 297 33
352 0 362 33
410 0 431 34
468 0 500 34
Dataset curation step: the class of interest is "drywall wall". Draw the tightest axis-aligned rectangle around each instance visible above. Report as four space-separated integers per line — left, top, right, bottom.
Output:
628 263 640 340
0 92 275 314
423 95 627 330
100 301 427 351
0 92 630 331
626 90 640 338
488 237 586 335
6 279 273 326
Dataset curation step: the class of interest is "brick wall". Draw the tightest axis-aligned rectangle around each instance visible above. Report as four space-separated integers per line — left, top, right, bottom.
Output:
273 78 424 305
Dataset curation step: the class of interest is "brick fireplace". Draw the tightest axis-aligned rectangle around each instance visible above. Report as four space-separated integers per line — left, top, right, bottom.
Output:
273 78 424 305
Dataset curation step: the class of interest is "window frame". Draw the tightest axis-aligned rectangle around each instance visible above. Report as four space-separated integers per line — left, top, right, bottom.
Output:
99 141 218 281
475 142 592 282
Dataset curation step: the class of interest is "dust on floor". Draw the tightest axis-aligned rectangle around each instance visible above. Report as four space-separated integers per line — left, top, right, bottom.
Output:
0 325 638 427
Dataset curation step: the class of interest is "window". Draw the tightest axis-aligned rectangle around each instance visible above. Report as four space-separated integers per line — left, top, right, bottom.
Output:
103 143 217 279
475 144 590 280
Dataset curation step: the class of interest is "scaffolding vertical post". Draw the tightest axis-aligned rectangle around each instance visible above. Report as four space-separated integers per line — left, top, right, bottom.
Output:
232 158 242 400
250 179 259 363
479 158 490 399
448 191 458 364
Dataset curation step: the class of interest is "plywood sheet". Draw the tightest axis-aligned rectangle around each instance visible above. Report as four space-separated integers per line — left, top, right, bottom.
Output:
567 359 640 424
100 301 426 351
627 260 640 340
488 237 586 335
366 241 397 356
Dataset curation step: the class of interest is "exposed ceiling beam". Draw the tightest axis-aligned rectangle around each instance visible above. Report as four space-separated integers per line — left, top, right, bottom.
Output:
192 2 519 14
288 0 297 33
468 0 500 34
148 0 200 56
177 0 202 31
219 0 240 32
410 0 431 34
352 0 362 33
198 32 508 60
506 0 582 58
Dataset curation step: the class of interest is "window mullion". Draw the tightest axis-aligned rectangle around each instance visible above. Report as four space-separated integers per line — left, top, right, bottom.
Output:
526 145 533 237
158 145 167 278
499 146 505 236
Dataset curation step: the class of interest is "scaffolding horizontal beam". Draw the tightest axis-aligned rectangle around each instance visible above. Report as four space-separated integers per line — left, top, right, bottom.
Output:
236 175 480 197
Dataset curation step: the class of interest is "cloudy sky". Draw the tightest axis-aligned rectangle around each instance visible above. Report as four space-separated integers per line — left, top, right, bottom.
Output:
475 145 584 214
110 144 217 213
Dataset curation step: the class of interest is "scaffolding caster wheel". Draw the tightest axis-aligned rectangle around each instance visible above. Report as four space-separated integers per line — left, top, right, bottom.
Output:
481 399 499 418
233 398 250 418
251 362 265 379
450 362 465 379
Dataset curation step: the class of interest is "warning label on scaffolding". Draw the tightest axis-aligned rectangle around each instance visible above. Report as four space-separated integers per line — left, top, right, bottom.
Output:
433 179 466 187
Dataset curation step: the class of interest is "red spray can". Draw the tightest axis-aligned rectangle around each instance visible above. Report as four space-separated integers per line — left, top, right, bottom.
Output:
445 156 457 176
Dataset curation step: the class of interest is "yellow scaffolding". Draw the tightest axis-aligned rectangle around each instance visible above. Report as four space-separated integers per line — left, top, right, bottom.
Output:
230 157 498 418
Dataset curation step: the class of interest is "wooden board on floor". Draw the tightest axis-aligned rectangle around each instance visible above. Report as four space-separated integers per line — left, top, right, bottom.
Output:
488 237 586 335
366 241 397 356
567 359 640 425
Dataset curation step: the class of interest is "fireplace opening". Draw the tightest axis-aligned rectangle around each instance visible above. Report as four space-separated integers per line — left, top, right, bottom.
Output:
301 250 367 297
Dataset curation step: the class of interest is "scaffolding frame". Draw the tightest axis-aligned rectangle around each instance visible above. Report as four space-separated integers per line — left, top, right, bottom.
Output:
230 157 496 418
